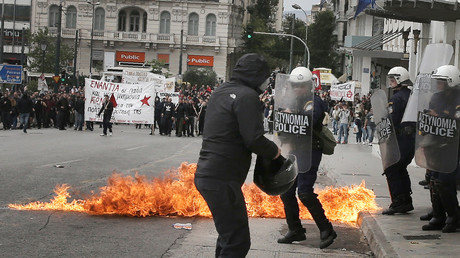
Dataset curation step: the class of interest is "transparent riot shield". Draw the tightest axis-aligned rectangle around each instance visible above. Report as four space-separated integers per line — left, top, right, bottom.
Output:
371 89 401 170
273 73 313 173
415 80 459 173
402 43 454 123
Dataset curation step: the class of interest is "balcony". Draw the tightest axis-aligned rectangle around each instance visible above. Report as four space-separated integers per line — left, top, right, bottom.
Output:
55 28 222 47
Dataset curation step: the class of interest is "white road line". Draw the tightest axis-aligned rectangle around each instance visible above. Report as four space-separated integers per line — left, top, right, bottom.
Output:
126 145 148 151
37 158 85 168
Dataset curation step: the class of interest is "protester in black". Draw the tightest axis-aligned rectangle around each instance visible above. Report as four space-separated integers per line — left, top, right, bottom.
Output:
0 93 11 130
56 94 69 130
195 54 281 257
97 94 114 136
161 97 175 136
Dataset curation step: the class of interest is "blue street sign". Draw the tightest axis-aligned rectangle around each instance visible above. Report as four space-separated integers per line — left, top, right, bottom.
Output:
0 65 23 84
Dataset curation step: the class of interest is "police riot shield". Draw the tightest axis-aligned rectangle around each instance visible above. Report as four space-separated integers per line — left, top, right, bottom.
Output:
414 80 459 173
273 73 313 173
402 43 454 123
371 89 401 170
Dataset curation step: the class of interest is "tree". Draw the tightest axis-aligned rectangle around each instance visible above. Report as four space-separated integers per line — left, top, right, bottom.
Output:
307 11 339 72
148 59 168 75
183 68 217 88
26 28 75 74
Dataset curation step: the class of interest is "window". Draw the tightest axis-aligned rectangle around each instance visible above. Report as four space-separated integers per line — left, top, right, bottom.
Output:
129 10 140 32
188 13 199 36
94 8 105 31
142 12 147 33
49 5 59 28
160 11 170 34
66 6 77 29
205 14 216 36
118 10 126 31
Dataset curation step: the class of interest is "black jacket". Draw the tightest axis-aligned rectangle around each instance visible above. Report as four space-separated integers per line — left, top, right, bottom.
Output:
162 102 175 117
74 98 85 114
56 97 69 112
16 95 33 114
0 96 11 112
196 53 277 184
98 100 113 121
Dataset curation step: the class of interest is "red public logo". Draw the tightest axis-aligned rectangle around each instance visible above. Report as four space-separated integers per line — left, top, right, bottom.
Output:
187 55 214 67
116 51 146 63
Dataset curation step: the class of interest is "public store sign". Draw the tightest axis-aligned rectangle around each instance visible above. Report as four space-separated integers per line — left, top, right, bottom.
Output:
187 55 214 67
116 51 146 63
0 65 22 84
84 78 155 124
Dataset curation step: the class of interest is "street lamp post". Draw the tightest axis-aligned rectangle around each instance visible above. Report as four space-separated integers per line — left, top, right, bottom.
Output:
292 4 308 68
41 42 47 74
87 0 100 78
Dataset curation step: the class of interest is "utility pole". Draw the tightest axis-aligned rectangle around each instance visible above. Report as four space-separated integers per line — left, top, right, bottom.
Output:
88 1 96 77
289 14 295 73
179 29 183 76
73 29 78 84
20 27 25 89
54 0 63 93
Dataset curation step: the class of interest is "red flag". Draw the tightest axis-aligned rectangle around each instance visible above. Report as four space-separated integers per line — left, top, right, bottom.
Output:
312 70 322 90
110 94 118 108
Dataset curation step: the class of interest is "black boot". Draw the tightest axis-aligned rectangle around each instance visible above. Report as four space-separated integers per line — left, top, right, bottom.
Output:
436 180 460 233
419 171 431 186
277 228 306 244
279 188 305 244
423 179 445 230
420 210 433 221
382 194 414 215
299 193 337 249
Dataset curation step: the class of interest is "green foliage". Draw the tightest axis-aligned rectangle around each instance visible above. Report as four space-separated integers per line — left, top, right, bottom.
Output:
307 11 338 71
27 28 75 73
26 80 38 93
183 68 217 88
148 59 167 75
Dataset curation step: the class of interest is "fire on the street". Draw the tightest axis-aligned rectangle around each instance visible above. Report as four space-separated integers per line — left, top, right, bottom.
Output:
9 163 379 223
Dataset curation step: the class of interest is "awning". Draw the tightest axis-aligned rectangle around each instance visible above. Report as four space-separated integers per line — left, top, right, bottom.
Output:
366 0 460 23
353 30 404 51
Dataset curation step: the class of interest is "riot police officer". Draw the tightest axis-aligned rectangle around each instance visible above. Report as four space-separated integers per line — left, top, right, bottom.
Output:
382 66 416 215
420 65 460 232
277 67 337 249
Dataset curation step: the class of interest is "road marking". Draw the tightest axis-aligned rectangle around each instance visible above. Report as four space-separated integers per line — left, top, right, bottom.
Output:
37 158 84 168
126 145 147 151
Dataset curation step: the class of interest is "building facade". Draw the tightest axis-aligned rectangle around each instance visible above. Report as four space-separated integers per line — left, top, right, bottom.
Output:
0 0 31 65
31 0 248 81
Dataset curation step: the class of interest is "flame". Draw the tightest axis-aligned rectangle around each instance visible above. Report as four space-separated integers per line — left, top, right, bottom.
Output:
9 163 378 223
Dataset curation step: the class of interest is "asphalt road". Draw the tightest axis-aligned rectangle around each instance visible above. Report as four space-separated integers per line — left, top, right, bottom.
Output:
0 125 372 257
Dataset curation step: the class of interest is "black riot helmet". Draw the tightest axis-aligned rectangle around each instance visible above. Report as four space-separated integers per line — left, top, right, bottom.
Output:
253 154 298 196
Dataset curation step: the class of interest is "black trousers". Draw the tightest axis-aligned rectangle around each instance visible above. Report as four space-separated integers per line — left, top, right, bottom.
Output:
384 134 415 198
1 111 10 129
199 116 205 134
280 150 322 230
57 110 66 129
163 116 172 135
102 119 112 135
186 116 195 136
194 177 250 258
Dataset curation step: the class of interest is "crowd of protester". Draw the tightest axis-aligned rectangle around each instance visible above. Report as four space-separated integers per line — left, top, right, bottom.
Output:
0 82 216 136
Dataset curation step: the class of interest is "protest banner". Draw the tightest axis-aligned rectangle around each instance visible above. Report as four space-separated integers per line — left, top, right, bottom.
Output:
85 78 155 124
330 82 356 102
158 92 180 104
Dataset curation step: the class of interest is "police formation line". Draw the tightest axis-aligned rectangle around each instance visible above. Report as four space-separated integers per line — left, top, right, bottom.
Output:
194 53 459 258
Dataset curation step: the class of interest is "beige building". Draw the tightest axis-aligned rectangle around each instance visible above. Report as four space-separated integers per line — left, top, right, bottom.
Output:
31 0 249 81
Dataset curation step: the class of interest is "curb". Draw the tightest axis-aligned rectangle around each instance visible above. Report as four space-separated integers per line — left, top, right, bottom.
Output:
357 211 399 258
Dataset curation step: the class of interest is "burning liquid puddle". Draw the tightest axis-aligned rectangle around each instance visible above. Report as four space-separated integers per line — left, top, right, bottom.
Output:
9 163 379 223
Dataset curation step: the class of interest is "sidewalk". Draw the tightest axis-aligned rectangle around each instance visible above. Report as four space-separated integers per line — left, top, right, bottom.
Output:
324 133 460 257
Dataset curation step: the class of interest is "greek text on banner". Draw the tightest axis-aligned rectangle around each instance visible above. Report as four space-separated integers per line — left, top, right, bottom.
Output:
84 78 155 124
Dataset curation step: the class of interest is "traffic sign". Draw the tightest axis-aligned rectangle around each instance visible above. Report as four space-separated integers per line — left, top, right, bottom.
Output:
0 65 22 84
53 75 61 84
